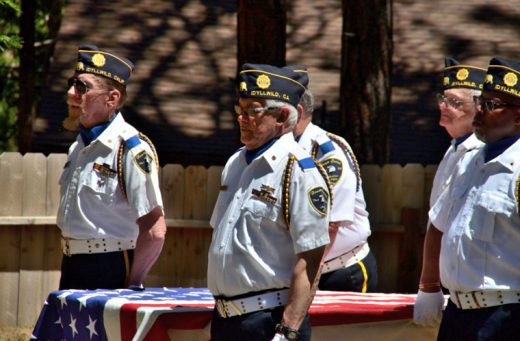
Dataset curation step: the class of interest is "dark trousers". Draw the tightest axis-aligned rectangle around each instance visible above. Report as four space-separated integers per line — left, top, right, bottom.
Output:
210 306 312 341
437 299 520 341
318 249 378 292
59 250 134 290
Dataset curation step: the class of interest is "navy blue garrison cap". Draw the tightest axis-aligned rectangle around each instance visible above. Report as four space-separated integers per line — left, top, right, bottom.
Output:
76 44 134 86
443 57 486 91
483 57 520 99
239 63 308 107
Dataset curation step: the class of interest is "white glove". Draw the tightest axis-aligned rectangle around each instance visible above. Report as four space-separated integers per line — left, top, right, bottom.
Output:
413 290 445 327
271 333 288 341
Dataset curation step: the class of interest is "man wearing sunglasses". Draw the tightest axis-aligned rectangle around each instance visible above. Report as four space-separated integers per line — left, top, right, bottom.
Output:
414 57 486 327
56 45 166 290
421 57 520 340
208 64 330 341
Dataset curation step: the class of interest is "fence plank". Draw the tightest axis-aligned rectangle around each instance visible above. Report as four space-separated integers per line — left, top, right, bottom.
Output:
161 164 184 219
360 165 383 224
206 166 223 220
0 227 21 326
382 164 404 224
0 153 23 216
146 228 212 288
183 166 207 220
46 154 67 216
402 163 425 209
18 154 48 326
22 153 47 216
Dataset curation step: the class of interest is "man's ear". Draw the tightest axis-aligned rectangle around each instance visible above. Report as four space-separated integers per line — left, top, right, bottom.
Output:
277 107 289 124
296 104 304 123
106 89 121 109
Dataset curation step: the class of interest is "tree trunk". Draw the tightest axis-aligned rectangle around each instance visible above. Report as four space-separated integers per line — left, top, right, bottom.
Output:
340 0 393 165
17 0 36 153
237 0 286 71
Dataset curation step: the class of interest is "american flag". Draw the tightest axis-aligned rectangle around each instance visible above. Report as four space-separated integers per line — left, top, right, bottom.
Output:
31 288 428 341
31 287 215 341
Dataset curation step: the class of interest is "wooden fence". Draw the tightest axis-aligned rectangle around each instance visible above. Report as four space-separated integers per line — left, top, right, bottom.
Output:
0 152 437 327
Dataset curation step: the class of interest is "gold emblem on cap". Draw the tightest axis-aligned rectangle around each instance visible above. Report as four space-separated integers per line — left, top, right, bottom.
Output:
76 61 84 71
443 77 450 86
240 81 247 92
92 53 106 67
485 74 493 84
504 72 518 87
456 68 469 81
257 74 271 89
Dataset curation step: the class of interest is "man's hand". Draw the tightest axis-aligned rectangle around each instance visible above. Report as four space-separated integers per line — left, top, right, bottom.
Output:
413 290 445 327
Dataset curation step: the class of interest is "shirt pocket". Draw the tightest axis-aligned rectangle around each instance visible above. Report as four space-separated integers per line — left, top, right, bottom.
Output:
82 170 118 203
241 195 280 224
469 191 515 242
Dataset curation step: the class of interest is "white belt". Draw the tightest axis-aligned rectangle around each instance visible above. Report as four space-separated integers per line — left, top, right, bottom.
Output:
215 289 289 318
450 290 520 310
322 242 370 274
61 237 135 256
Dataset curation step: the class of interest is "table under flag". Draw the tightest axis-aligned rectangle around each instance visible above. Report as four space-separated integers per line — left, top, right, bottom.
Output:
31 287 441 341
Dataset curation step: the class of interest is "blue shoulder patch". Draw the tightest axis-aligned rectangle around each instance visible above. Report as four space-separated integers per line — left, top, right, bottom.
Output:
298 157 316 170
319 140 335 155
125 135 141 149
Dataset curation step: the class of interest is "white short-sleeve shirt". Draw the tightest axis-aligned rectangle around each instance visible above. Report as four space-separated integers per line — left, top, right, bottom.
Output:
430 133 483 207
207 132 330 297
56 113 163 240
430 139 520 292
297 123 371 260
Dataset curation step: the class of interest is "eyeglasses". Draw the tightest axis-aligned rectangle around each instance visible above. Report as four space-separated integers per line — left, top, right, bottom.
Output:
68 77 90 95
436 93 472 109
234 104 280 117
473 96 520 112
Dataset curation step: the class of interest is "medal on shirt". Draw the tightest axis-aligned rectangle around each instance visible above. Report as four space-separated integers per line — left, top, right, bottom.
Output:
92 163 116 187
92 163 116 178
252 184 277 204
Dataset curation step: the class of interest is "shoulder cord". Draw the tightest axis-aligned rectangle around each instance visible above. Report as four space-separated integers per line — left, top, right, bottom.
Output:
117 133 159 202
325 133 361 192
282 155 296 228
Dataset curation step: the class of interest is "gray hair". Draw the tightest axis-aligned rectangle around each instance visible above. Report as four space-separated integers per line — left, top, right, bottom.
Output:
265 99 298 129
299 89 315 117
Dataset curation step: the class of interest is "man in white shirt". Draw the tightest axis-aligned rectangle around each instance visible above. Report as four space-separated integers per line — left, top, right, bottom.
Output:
417 56 520 340
208 63 330 341
414 57 485 326
57 45 166 290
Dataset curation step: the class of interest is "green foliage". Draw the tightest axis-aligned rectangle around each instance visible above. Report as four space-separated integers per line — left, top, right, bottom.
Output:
0 0 63 152
0 0 21 151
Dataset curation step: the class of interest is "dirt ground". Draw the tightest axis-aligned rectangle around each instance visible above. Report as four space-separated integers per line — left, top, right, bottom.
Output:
0 326 33 341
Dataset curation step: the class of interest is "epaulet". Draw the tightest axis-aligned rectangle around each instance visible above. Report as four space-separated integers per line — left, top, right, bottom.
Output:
325 133 361 192
117 133 159 201
290 148 316 170
281 151 333 229
315 134 336 156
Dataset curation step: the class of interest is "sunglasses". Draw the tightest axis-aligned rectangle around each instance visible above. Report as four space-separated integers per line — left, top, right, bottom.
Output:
473 96 520 112
67 77 90 95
